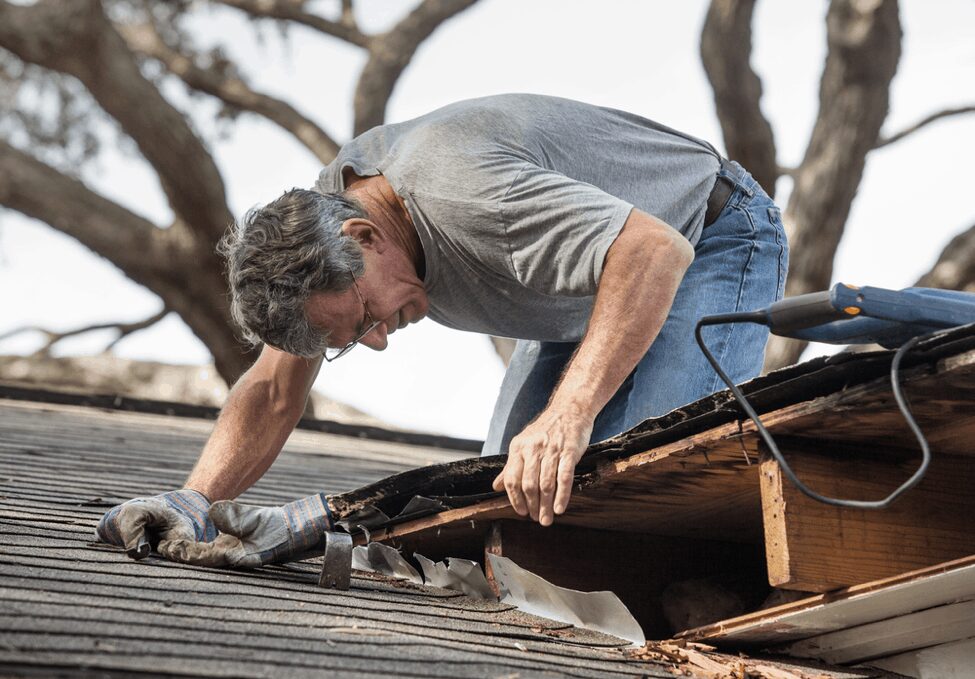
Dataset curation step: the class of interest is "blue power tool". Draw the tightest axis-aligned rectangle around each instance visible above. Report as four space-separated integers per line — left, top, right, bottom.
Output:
759 283 975 348
696 283 975 509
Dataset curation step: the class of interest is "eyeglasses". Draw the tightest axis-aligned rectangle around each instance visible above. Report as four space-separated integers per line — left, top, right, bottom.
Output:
323 272 382 363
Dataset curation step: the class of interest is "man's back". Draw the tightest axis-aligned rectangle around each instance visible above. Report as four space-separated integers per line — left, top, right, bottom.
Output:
316 94 721 341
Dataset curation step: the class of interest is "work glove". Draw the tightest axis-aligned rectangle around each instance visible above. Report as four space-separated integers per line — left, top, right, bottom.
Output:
158 492 333 568
95 489 217 559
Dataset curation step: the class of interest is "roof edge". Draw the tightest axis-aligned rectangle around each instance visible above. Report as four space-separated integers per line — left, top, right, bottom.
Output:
0 383 483 453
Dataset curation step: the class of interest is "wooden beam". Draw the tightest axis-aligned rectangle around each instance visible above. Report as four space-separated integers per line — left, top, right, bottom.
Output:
783 598 975 664
760 441 975 591
678 555 975 646
483 520 768 638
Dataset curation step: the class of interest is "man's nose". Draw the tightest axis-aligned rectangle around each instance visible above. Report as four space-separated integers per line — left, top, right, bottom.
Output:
360 323 389 350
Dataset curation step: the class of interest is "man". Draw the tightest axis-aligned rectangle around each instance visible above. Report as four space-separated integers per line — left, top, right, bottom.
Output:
97 94 788 567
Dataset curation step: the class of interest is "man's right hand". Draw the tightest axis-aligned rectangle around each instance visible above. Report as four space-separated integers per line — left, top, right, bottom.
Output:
95 489 218 560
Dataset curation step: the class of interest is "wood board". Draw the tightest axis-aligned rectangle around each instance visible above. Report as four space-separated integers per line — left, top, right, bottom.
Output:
677 555 975 647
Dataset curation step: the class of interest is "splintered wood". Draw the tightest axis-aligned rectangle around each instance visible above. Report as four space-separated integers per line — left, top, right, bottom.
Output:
628 640 833 679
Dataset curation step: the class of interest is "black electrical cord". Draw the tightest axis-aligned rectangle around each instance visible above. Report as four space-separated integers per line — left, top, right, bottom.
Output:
694 313 930 509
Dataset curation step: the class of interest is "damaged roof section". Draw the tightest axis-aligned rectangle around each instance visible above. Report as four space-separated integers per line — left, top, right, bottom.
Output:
330 323 975 525
351 325 975 671
0 392 898 678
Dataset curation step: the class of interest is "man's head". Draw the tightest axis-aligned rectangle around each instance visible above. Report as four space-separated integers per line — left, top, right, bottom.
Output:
221 188 427 357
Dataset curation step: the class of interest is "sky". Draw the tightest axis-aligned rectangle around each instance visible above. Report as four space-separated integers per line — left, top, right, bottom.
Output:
2 0 974 438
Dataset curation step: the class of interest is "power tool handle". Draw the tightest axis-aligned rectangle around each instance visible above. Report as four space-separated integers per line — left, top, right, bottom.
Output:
767 290 851 335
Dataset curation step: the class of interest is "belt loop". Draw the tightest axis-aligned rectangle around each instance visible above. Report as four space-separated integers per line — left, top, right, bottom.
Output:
720 158 754 198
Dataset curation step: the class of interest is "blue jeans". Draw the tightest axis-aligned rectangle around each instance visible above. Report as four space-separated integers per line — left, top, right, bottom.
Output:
482 161 789 456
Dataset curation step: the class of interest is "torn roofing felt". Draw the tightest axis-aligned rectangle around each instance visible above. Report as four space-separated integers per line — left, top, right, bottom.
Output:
328 322 975 525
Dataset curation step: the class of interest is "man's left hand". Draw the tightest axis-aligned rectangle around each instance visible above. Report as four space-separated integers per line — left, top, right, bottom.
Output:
492 407 593 526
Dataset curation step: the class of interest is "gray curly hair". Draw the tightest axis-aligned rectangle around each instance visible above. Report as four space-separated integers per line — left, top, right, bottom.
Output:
219 188 367 357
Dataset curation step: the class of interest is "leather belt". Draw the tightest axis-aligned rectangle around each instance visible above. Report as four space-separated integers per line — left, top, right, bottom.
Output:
703 158 736 228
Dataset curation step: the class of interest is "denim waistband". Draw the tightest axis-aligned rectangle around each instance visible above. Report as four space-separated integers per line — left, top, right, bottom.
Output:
718 157 761 197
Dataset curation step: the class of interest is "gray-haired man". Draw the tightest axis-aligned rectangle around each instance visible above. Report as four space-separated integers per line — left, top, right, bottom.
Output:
97 94 788 566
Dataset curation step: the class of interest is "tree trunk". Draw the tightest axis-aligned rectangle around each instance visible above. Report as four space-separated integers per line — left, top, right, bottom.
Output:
763 0 901 371
700 0 779 196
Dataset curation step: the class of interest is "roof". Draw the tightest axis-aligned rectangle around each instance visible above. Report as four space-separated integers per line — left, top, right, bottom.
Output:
0 393 657 678
346 325 975 673
0 390 899 678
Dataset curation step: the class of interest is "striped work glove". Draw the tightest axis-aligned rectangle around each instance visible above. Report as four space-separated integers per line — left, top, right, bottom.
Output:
95 489 217 560
158 493 333 568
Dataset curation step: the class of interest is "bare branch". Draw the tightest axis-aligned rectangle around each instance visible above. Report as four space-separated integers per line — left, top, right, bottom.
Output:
353 0 479 135
340 0 357 32
215 0 369 47
0 0 233 242
0 138 168 277
875 105 975 149
119 21 340 164
914 221 975 291
0 307 170 356
700 0 778 196
776 164 797 178
764 0 901 371
0 138 254 382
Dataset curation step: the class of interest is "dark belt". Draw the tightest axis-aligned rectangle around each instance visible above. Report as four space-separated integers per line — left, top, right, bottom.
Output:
703 158 736 228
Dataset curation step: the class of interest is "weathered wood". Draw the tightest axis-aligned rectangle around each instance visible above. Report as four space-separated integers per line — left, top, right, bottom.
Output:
759 440 975 591
482 520 768 638
870 637 975 679
379 346 975 553
783 598 975 664
678 555 975 646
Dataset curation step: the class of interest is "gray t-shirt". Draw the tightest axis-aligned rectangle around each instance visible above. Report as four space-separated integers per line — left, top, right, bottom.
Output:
315 94 720 342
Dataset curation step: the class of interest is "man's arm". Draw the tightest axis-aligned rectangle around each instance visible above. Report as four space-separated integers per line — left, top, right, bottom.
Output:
492 208 695 526
185 345 323 501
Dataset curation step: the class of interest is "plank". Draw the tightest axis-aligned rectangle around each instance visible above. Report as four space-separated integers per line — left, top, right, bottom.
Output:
869 637 975 679
782 599 975 664
759 442 975 591
677 555 975 646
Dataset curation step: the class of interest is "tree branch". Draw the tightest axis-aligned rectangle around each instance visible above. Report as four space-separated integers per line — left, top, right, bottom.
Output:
340 0 357 32
0 138 254 382
700 0 778 196
764 0 901 371
0 0 233 242
0 138 169 277
875 105 975 149
914 221 975 291
0 306 170 356
119 21 340 164
353 0 479 135
215 0 369 47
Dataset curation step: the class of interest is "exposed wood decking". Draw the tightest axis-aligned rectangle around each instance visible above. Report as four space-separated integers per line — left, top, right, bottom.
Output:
372 339 975 598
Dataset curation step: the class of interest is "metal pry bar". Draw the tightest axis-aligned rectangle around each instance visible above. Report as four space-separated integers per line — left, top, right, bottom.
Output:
318 530 353 590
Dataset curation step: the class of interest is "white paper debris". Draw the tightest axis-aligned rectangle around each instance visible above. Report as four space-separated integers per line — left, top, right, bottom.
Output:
487 553 646 647
351 543 423 585
415 554 495 599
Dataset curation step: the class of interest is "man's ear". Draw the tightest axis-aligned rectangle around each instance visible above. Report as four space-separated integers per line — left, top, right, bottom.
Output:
341 219 387 253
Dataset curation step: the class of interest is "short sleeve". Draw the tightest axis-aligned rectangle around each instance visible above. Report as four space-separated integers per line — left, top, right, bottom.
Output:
500 164 634 297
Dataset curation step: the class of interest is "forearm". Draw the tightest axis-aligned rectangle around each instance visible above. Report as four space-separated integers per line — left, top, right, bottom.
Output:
186 348 322 501
550 210 695 419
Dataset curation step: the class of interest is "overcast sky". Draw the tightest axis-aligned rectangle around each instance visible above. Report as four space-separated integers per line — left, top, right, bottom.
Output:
2 0 973 438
